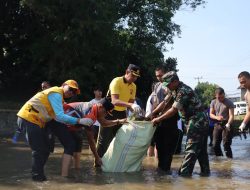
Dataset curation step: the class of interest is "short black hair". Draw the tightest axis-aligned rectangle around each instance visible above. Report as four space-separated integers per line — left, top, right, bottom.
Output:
93 85 103 91
99 97 114 112
238 71 250 79
215 87 225 95
155 65 166 73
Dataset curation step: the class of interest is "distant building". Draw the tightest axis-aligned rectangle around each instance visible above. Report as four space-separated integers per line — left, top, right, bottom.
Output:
240 87 247 101
227 87 247 102
227 96 240 102
226 89 241 102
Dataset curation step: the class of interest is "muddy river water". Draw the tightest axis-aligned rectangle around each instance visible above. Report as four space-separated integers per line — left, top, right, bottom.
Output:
1 135 250 190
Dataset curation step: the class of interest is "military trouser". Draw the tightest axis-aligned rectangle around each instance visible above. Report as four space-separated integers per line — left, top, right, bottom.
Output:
96 110 126 157
212 123 233 158
179 112 210 176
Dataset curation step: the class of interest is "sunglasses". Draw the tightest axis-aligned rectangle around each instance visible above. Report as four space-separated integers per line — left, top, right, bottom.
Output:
68 87 77 94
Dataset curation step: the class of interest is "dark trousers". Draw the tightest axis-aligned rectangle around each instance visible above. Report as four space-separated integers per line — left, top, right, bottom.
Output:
17 118 75 178
17 117 50 178
175 129 184 154
46 120 75 156
155 115 179 171
208 126 214 145
96 110 126 157
212 123 233 158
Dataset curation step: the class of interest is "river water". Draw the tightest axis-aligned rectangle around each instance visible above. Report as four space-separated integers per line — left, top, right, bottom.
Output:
1 135 250 190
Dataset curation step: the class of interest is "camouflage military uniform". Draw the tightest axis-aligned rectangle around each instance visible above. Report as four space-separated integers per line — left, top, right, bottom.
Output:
166 79 210 176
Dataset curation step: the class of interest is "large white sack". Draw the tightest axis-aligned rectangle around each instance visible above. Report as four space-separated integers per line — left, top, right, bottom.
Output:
102 121 155 172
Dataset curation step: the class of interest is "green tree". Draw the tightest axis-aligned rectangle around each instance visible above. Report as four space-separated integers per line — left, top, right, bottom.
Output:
1 0 206 102
194 82 218 108
164 57 178 72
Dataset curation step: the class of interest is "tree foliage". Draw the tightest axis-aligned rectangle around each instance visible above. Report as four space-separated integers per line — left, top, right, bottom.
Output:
1 0 206 101
194 82 218 108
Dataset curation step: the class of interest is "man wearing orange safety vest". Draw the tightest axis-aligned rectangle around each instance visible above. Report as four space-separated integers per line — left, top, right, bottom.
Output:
17 80 92 181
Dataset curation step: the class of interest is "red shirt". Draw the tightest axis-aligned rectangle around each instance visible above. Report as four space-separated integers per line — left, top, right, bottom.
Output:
63 102 98 131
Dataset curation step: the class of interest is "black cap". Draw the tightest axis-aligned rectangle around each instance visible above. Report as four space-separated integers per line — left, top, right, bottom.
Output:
127 64 141 77
99 98 114 115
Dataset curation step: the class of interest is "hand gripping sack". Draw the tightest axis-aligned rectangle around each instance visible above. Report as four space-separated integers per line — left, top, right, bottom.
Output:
102 121 155 172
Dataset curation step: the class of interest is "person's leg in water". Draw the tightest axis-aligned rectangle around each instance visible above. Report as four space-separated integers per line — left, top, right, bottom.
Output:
71 130 84 169
155 119 178 174
197 134 210 176
12 122 29 144
212 123 223 156
49 120 75 177
12 126 22 144
96 110 126 158
179 115 210 177
73 152 81 169
147 133 157 157
175 129 183 154
18 117 49 181
208 125 214 147
222 127 233 158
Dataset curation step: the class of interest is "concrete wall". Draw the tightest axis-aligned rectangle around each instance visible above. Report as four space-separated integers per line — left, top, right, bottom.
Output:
0 109 18 137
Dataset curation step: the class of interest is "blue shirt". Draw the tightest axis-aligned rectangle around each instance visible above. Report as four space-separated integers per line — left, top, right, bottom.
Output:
48 93 78 125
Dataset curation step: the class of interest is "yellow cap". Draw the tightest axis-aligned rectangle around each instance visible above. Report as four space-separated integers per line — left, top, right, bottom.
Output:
64 80 80 94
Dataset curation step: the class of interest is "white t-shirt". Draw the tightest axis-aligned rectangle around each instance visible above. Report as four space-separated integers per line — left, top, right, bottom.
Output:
145 94 153 117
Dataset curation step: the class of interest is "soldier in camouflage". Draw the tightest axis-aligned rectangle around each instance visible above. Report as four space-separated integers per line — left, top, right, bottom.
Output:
152 71 210 177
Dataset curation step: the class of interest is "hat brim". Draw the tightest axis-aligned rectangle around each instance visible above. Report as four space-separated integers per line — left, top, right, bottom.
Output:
67 85 80 95
162 81 170 88
131 71 140 77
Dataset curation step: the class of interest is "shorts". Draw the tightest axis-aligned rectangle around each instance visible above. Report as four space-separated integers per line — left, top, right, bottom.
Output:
70 130 84 152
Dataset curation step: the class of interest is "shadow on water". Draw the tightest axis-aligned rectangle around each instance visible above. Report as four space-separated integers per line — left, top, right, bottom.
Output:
1 135 250 190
